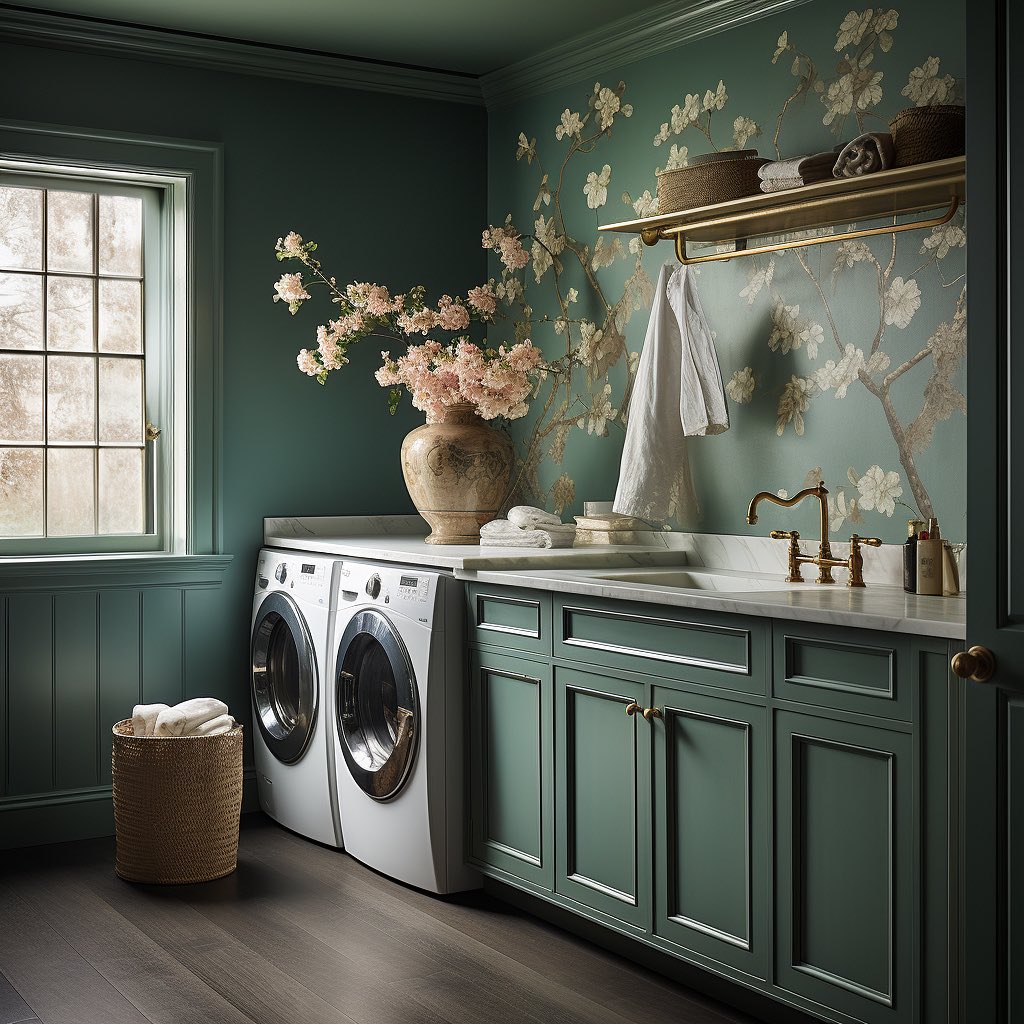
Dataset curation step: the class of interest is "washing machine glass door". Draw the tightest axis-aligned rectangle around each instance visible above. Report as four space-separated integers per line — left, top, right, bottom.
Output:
335 609 418 801
251 592 318 764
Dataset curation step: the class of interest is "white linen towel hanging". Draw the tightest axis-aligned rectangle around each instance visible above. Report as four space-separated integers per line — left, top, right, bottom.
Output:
613 263 729 523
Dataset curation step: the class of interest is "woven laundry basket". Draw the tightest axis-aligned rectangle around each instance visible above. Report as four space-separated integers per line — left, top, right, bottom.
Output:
889 104 964 167
111 719 243 884
656 149 769 214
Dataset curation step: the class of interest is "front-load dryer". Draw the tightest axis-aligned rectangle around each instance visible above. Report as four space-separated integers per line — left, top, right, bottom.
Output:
251 548 342 847
329 560 479 893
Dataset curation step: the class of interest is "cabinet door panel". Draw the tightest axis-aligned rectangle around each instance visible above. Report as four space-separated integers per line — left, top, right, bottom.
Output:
468 649 552 888
653 687 767 978
775 710 913 1024
554 666 649 930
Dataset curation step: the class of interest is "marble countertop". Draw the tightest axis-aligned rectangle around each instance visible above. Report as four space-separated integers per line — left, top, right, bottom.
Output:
263 515 683 570
456 564 967 640
264 516 966 639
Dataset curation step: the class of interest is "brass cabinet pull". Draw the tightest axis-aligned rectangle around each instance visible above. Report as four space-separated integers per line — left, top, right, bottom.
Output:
951 645 996 683
624 701 642 717
642 706 662 721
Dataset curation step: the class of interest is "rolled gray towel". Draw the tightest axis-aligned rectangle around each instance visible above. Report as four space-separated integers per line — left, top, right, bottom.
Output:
757 150 839 183
833 132 896 177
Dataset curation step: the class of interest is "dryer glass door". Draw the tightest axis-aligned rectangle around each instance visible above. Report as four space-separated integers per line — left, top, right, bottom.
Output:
335 609 418 801
251 592 318 764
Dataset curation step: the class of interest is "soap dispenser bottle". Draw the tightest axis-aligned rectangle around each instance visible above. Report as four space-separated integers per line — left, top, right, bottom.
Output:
903 519 924 593
916 518 943 596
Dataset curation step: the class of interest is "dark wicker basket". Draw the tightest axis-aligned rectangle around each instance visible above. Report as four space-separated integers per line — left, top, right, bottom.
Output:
889 104 965 167
112 719 243 884
656 149 769 214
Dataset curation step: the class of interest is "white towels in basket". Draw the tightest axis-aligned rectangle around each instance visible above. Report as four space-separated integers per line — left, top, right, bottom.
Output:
132 697 235 737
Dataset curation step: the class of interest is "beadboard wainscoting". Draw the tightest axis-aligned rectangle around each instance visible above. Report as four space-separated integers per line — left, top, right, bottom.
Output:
0 558 237 848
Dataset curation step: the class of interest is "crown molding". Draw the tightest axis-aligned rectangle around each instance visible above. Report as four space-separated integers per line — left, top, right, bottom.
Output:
0 4 484 106
481 0 814 108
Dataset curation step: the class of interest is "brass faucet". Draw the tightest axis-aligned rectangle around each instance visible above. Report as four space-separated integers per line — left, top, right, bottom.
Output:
745 481 882 587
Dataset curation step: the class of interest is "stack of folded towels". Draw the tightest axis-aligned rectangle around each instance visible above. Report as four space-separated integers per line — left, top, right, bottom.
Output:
758 148 842 193
479 505 576 548
132 697 236 737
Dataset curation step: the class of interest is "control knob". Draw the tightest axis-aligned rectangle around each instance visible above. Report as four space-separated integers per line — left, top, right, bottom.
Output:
365 574 382 599
274 562 287 584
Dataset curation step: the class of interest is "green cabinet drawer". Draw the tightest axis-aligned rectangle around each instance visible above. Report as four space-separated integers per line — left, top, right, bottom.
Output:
773 622 911 721
468 584 551 657
651 686 768 979
468 648 553 889
774 710 913 1024
555 595 768 694
554 665 650 932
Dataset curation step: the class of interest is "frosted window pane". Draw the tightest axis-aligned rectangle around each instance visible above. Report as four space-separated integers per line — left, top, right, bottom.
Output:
47 276 95 352
98 279 142 353
0 354 44 443
0 272 44 350
0 187 43 271
0 447 44 536
47 355 96 442
99 357 143 443
47 448 95 536
98 448 144 534
47 191 94 274
98 195 142 277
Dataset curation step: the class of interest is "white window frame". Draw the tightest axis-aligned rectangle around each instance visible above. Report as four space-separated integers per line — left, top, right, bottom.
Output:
0 121 222 561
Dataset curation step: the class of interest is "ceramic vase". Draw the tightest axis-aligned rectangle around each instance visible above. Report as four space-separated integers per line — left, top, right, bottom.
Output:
400 403 514 545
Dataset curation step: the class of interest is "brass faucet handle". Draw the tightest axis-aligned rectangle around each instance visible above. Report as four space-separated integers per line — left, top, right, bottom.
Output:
851 534 882 548
769 529 800 540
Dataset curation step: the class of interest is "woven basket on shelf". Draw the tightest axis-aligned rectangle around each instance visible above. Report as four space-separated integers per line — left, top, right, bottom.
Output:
889 104 965 167
656 149 769 214
111 719 243 884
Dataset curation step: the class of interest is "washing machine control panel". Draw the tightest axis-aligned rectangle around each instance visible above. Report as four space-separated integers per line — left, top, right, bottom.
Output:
396 573 431 604
257 553 331 603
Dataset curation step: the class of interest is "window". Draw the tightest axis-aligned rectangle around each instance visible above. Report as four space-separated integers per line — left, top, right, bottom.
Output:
0 178 161 545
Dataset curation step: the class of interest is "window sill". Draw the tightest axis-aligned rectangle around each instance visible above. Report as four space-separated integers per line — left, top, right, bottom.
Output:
0 553 234 592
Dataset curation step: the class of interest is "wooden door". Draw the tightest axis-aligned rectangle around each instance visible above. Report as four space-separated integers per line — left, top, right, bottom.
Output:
963 1 1024 1019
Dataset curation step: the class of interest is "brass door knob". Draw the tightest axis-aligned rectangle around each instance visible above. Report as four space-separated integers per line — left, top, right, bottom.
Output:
951 645 996 683
624 701 641 716
642 706 662 721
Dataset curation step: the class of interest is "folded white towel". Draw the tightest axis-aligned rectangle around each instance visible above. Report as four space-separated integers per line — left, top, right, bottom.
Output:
191 714 236 737
132 703 170 737
479 520 575 548
507 505 564 529
154 697 230 737
614 263 728 523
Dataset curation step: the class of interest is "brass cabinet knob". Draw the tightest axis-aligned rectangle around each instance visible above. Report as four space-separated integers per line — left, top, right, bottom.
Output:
642 706 662 721
951 645 996 683
624 701 641 717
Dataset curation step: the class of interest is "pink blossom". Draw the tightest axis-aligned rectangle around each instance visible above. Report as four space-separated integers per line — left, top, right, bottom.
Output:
297 349 320 376
273 273 310 306
466 283 497 318
436 295 470 331
276 231 305 258
482 225 530 272
397 308 439 335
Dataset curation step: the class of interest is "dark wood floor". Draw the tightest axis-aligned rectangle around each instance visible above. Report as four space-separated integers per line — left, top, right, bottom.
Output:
0 815 761 1024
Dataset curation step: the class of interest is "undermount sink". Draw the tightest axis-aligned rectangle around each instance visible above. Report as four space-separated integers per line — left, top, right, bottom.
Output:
592 569 795 592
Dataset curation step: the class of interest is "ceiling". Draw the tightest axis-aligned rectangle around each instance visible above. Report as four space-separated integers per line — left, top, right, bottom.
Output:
10 0 673 76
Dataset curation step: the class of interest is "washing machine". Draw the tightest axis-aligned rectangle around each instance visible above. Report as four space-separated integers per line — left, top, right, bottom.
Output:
329 560 479 893
251 548 343 847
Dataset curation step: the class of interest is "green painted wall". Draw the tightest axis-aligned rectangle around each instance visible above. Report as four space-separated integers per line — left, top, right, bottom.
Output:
0 39 485 834
486 0 966 544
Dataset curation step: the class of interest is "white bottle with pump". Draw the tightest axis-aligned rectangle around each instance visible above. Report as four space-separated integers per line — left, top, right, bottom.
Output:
916 517 943 596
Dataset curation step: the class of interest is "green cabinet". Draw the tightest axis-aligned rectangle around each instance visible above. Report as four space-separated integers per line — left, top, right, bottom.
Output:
651 685 768 979
465 585 954 1024
774 710 913 1024
468 647 553 890
553 665 650 931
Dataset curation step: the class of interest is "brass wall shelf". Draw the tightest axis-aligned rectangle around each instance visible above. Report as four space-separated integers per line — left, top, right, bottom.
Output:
599 156 965 265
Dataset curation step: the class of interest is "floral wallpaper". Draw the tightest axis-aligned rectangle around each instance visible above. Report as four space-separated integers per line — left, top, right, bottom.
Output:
485 0 966 543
